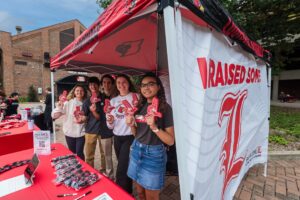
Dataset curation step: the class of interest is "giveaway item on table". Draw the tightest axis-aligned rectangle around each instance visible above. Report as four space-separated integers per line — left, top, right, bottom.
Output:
59 90 68 103
90 92 100 104
51 155 100 191
0 159 31 174
33 130 51 155
0 120 26 130
4 114 21 120
0 131 11 137
51 154 76 165
135 97 162 123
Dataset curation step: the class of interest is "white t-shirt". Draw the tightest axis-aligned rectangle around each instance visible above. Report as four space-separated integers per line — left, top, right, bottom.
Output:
107 92 138 136
51 98 85 138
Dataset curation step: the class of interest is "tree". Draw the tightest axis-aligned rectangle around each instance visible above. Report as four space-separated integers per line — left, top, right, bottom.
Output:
96 0 112 9
95 0 300 73
27 85 38 102
219 0 300 73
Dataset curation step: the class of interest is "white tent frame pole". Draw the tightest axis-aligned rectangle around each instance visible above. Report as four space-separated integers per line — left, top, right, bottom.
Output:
264 65 272 177
163 5 188 200
50 70 56 143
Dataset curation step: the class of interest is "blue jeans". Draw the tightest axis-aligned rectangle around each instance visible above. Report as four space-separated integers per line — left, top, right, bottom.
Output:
127 139 167 190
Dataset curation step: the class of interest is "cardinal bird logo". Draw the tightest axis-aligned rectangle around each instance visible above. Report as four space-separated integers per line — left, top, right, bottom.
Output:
218 90 248 199
115 39 144 57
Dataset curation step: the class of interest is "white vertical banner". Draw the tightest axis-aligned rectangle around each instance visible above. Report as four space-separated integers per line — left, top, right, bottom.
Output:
164 5 189 200
165 7 269 200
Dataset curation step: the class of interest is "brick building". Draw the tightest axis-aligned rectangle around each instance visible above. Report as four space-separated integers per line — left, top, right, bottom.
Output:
0 20 93 99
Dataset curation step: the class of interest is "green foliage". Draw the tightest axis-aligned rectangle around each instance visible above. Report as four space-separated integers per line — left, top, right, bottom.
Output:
27 85 39 102
220 0 300 72
18 96 28 103
96 0 112 9
131 75 142 91
269 135 288 145
270 106 300 138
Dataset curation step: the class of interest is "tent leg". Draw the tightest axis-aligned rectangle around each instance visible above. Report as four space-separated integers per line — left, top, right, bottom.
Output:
263 162 268 177
50 71 56 143
264 65 271 177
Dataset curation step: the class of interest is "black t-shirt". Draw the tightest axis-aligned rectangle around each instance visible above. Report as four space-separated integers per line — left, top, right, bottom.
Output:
135 102 173 145
98 93 113 138
82 94 102 135
82 93 113 138
5 99 19 116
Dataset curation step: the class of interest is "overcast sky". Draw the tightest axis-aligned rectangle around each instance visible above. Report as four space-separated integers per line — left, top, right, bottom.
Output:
0 0 101 34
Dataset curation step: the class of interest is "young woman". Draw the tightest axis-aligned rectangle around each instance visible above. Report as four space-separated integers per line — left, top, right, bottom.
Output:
52 85 87 160
106 74 137 194
126 73 174 200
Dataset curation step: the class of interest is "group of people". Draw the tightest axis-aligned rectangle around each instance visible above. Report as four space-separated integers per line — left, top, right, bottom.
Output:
0 90 20 118
52 73 174 200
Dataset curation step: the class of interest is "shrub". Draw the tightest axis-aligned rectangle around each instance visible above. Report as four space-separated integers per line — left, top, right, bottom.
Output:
27 85 38 102
269 135 288 145
18 96 28 103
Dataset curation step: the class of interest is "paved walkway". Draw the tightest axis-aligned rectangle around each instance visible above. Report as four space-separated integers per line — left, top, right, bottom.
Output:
235 161 300 200
21 103 300 199
53 122 300 200
271 101 300 109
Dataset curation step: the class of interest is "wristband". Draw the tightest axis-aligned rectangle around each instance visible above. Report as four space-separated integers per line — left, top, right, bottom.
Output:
152 128 159 133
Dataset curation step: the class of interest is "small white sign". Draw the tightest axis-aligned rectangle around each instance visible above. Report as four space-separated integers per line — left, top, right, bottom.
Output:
38 88 43 94
93 193 113 200
33 131 51 155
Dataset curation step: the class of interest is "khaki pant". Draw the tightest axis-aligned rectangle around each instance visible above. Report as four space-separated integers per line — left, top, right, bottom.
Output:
85 133 114 179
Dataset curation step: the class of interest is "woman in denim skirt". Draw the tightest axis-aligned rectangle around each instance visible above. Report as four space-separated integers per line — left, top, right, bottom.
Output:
126 73 174 200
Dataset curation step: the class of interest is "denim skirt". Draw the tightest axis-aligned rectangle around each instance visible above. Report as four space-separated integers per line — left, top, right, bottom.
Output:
127 139 167 190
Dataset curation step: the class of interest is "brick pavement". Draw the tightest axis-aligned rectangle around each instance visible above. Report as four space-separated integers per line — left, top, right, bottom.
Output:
53 120 300 200
235 161 300 200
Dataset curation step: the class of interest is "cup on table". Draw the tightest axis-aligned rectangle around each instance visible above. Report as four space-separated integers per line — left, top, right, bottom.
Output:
28 119 34 130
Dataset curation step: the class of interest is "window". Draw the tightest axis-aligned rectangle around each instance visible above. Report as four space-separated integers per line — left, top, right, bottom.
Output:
15 61 27 65
60 28 75 50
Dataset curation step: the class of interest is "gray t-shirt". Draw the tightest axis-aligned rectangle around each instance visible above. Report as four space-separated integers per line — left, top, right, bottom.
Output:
135 102 173 145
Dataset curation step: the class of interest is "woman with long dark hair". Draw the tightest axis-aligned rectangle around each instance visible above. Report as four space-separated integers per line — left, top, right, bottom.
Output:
52 85 87 160
106 74 138 194
126 73 174 200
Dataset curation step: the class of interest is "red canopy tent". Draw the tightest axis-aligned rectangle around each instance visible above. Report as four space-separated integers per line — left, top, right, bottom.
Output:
51 1 271 199
50 0 270 75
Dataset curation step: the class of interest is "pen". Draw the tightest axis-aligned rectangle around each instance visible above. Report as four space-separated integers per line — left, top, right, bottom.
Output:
57 193 78 197
74 191 92 200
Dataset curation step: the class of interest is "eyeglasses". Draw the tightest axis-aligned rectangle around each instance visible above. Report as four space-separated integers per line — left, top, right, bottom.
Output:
140 82 157 88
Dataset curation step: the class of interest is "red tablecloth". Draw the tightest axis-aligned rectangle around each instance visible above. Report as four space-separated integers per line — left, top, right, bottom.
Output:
0 143 134 200
0 122 39 156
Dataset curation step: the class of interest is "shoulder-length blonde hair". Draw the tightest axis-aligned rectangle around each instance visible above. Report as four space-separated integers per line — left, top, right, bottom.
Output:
66 85 87 101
